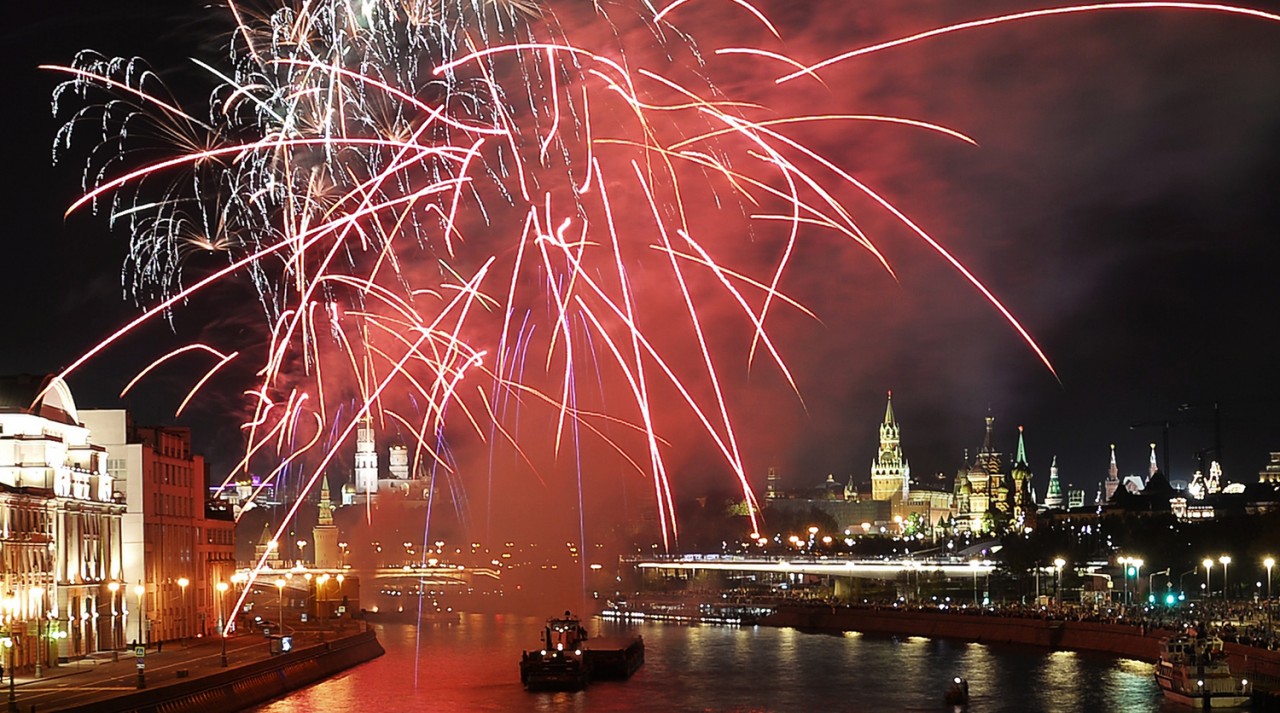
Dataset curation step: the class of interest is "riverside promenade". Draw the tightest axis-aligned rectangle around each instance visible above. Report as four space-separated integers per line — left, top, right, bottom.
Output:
7 624 381 713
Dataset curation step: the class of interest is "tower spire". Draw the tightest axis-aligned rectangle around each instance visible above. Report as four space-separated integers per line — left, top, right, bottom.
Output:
1015 425 1028 466
883 389 896 426
318 474 334 526
1148 442 1159 481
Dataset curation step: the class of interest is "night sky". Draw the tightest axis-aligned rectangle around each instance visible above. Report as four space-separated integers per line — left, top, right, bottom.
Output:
4 1 1280 541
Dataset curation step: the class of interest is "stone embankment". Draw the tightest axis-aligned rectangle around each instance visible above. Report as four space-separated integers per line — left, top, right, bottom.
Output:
762 604 1280 686
54 629 384 713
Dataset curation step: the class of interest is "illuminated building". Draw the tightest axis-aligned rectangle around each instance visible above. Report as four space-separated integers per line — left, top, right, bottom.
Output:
870 391 910 505
948 417 1034 534
1008 427 1035 527
80 409 235 644
0 374 124 666
1043 456 1065 510
1102 444 1120 503
353 413 378 500
312 476 340 568
1259 453 1280 484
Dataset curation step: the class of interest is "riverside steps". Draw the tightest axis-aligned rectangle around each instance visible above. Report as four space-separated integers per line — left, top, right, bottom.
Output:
15 625 382 713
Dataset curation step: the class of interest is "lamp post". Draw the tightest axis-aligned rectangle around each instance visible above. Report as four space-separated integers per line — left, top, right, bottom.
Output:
1220 556 1232 600
107 582 120 662
3 633 14 713
1118 557 1130 605
297 540 308 566
317 574 330 628
4 593 17 713
1266 557 1275 600
969 559 979 606
1203 559 1214 599
1131 559 1144 604
275 579 286 631
1053 558 1066 607
31 587 44 678
177 578 189 641
216 582 229 667
134 584 146 646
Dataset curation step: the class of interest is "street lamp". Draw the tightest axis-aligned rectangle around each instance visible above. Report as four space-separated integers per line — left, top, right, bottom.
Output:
133 584 146 646
1220 556 1231 600
31 586 44 678
4 593 17 713
275 579 286 631
297 540 308 566
969 559 980 606
2 634 14 713
177 578 190 641
1131 559 1144 603
1203 559 1214 599
107 581 120 662
317 574 330 627
1053 558 1066 606
1117 557 1130 605
216 582 229 667
1265 557 1275 600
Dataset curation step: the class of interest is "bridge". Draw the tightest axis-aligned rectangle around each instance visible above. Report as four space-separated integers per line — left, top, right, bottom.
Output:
631 555 997 581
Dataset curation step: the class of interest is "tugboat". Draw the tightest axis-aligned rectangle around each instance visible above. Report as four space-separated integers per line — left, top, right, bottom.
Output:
1154 633 1251 708
521 612 591 691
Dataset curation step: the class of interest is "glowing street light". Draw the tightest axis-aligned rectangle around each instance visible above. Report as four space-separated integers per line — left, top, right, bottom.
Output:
969 559 980 605
215 581 230 667
1265 557 1275 599
1053 558 1066 606
31 586 44 678
1220 556 1232 600
177 577 190 641
1117 557 1131 605
107 581 121 661
1203 558 1214 599
3 591 16 706
275 578 286 630
133 584 146 646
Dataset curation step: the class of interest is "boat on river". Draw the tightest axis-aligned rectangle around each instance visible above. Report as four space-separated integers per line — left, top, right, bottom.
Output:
521 612 591 690
520 612 644 690
1154 634 1251 708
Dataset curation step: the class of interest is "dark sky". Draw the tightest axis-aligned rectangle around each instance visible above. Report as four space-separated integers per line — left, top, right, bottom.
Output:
5 1 1280 541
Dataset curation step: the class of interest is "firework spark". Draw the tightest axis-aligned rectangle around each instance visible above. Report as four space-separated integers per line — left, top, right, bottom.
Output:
46 0 1277 627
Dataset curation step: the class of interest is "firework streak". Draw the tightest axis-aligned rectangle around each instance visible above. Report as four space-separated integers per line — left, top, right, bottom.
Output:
45 1 1278 626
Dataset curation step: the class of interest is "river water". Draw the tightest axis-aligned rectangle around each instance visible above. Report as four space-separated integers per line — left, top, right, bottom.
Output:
255 616 1173 712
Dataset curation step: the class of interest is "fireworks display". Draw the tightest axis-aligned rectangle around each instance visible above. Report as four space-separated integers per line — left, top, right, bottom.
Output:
44 0 1280 615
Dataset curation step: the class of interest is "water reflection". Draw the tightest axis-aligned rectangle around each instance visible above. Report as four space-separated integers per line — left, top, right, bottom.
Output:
255 617 1163 712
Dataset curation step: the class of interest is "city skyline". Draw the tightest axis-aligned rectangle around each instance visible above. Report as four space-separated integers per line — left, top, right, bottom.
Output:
2 1 1279 536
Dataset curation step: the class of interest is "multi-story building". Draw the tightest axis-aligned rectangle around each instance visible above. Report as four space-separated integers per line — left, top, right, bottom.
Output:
0 374 125 668
80 410 234 644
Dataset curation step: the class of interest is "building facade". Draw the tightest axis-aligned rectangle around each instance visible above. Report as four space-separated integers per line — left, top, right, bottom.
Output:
0 374 125 668
80 410 234 644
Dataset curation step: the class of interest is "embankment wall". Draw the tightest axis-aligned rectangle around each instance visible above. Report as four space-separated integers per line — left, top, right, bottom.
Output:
763 606 1280 685
56 629 384 713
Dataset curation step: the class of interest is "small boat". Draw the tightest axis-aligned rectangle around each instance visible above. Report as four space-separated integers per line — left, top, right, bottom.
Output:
1154 634 1251 708
521 612 591 691
943 676 970 706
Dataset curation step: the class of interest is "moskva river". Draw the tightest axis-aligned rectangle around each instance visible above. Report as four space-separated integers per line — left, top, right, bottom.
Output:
255 615 1167 712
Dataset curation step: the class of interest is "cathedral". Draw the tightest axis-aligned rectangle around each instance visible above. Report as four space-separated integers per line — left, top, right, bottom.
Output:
951 416 1035 534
